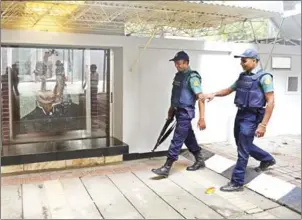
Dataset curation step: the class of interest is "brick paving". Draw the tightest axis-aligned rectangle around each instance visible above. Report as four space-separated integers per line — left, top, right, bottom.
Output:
201 134 301 187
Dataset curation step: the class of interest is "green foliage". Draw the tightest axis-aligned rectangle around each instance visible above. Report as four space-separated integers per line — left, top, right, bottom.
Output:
125 18 276 42
203 19 274 42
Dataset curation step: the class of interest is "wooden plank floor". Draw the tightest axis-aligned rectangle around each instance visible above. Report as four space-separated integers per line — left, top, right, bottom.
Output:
1 156 301 219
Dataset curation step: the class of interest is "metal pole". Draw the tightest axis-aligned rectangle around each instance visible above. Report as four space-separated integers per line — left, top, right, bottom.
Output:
249 20 264 70
129 27 158 72
264 17 285 71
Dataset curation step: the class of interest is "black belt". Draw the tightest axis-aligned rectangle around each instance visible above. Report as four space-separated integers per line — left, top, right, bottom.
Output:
174 106 194 111
237 107 265 113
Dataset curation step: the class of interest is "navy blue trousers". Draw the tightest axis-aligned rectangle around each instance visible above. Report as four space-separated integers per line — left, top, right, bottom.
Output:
231 109 274 186
167 108 201 161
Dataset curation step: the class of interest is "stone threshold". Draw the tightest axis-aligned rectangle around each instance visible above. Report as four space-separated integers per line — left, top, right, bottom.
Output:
1 137 129 175
1 155 123 175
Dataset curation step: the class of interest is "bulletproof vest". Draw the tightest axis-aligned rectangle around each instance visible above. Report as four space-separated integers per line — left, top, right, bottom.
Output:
234 70 272 108
171 70 200 108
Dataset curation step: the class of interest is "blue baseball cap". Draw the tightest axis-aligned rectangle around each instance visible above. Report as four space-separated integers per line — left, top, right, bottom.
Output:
169 51 189 62
234 48 260 60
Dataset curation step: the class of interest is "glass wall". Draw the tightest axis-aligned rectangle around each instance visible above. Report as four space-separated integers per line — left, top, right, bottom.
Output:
1 45 110 144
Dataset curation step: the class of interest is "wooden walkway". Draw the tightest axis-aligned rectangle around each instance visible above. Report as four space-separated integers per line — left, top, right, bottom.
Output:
1 157 301 219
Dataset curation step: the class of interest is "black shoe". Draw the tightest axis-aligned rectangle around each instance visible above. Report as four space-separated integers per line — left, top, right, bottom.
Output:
220 182 244 192
186 151 205 171
151 158 174 177
255 158 276 172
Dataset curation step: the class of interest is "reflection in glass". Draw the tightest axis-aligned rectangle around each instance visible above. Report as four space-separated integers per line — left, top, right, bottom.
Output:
1 46 110 143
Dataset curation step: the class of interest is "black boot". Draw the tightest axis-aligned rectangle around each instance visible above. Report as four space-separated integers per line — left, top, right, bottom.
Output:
186 151 205 171
220 182 244 192
255 158 276 172
151 158 174 177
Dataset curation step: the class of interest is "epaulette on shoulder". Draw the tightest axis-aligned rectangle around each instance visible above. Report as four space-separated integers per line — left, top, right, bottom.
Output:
189 70 200 77
252 71 272 80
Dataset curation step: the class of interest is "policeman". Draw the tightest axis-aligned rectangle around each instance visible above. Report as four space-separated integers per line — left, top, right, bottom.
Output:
152 51 206 177
203 48 276 192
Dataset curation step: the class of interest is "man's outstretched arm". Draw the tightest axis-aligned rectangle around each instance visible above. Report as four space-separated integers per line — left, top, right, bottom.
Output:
212 87 234 97
200 81 236 102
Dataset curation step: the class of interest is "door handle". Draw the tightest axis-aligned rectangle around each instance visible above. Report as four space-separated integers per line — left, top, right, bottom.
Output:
110 92 113 103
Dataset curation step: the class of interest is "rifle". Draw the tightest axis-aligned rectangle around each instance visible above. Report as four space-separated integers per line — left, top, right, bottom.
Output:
152 111 176 152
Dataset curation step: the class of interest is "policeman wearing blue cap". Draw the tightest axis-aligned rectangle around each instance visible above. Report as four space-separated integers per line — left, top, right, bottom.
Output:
152 51 207 177
202 48 276 192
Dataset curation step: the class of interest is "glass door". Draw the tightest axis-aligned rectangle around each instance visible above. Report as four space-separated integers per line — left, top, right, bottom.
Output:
82 48 111 138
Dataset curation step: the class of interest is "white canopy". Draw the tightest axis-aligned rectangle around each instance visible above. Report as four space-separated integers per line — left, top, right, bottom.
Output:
1 1 280 36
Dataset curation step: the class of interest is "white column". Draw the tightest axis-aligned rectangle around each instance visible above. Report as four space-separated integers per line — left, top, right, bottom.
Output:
7 48 13 139
30 48 36 80
109 49 114 137
85 49 91 134
0 48 3 150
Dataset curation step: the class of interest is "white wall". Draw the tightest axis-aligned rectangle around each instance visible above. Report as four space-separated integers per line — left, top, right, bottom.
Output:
2 29 301 154
263 54 301 136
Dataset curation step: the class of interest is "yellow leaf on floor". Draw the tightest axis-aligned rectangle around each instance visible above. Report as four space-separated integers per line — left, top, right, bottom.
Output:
205 187 216 194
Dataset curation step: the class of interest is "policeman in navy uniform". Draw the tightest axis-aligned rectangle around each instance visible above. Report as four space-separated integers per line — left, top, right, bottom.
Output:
152 51 206 177
203 49 276 192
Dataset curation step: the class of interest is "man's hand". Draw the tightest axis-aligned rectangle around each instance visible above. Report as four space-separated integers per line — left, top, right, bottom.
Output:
198 93 215 102
197 118 206 130
199 88 234 102
205 93 216 102
255 124 266 137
